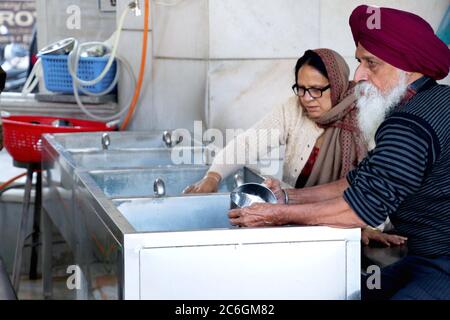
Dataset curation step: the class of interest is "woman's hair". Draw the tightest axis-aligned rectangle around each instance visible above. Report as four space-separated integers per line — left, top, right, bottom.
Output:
294 50 328 84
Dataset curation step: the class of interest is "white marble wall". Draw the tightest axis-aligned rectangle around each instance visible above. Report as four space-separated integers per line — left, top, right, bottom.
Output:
152 0 208 59
115 0 449 132
151 58 208 130
208 59 296 131
209 0 319 59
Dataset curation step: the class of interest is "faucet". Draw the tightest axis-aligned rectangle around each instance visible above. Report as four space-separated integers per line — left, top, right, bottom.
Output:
129 0 142 16
101 133 111 150
153 178 166 197
162 130 183 148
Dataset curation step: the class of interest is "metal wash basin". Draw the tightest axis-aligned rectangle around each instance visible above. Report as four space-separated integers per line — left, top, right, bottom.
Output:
71 168 360 301
87 165 263 198
112 194 233 232
41 132 210 250
69 147 208 170
40 130 361 300
45 130 198 153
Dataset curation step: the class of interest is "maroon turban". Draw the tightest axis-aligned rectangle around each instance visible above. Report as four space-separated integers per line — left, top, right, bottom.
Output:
350 5 450 80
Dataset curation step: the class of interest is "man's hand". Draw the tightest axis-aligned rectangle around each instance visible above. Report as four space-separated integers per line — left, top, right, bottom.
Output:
361 228 408 247
263 178 286 204
228 203 286 227
183 172 221 194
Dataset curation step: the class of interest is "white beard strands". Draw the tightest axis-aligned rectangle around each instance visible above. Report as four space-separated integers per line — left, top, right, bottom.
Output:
355 71 409 150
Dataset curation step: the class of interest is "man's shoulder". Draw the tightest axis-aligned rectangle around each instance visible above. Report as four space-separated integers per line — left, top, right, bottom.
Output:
396 83 450 124
422 82 450 96
412 83 450 106
379 83 449 153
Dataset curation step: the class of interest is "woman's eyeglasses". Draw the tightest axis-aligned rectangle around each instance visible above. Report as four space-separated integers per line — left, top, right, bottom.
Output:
292 84 331 98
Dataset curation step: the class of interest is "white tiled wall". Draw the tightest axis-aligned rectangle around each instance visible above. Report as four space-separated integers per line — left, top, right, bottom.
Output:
116 30 154 131
209 0 320 59
207 59 296 131
113 0 449 131
151 58 208 131
152 0 208 58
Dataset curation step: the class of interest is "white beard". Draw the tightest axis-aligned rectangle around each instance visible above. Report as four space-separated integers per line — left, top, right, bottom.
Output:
355 71 409 150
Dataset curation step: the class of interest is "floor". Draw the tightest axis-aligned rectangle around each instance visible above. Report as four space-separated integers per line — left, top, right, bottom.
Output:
1 149 76 300
18 275 75 300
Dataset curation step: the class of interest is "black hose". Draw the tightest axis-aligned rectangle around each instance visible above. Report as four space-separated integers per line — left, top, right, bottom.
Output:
0 184 28 197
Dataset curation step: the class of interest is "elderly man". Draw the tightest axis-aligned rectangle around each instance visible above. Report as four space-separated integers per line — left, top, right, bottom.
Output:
229 5 450 300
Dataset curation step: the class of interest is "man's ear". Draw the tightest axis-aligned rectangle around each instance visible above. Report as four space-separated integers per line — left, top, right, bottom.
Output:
407 72 424 83
405 72 413 81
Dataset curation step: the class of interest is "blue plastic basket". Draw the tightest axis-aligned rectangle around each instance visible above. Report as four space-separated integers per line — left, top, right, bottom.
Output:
40 54 117 94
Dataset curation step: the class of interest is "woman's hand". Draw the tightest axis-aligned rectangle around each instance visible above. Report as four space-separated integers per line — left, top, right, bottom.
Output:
183 172 221 194
361 228 408 247
228 203 287 227
263 178 286 204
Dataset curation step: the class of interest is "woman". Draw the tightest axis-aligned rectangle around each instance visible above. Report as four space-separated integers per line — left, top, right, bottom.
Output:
186 48 406 246
185 48 366 192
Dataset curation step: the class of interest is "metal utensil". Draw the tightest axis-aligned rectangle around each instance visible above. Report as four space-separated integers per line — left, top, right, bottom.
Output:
230 182 277 209
39 38 76 55
51 119 73 127
234 173 244 188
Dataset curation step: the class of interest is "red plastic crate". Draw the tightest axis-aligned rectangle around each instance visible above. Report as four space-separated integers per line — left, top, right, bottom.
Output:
1 115 113 163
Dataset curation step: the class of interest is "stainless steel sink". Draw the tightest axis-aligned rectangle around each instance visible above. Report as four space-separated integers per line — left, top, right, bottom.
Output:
112 194 233 232
88 166 259 198
65 167 361 300
41 134 211 253
45 130 199 152
69 147 208 170
41 130 360 300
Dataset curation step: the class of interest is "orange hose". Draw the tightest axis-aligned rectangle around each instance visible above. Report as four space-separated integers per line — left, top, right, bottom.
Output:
120 0 150 131
0 169 43 192
0 172 27 191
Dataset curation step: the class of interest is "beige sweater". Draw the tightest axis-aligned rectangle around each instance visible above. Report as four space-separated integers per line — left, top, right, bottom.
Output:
209 97 324 186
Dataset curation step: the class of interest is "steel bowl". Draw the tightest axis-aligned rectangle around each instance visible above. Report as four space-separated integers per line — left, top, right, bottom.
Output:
39 38 76 55
230 182 277 209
